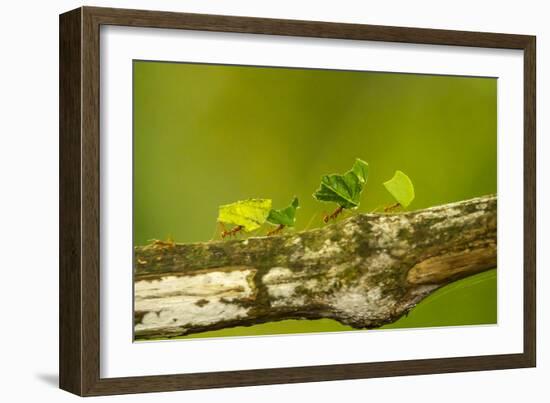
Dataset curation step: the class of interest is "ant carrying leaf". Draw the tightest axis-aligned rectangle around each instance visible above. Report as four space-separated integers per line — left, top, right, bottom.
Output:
313 158 369 223
266 197 299 236
217 198 272 238
382 170 415 212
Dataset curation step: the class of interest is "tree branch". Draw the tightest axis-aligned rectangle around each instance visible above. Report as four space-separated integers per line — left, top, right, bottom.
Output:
134 195 496 339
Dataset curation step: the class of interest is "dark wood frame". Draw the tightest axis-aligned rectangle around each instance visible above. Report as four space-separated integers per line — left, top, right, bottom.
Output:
60 6 536 396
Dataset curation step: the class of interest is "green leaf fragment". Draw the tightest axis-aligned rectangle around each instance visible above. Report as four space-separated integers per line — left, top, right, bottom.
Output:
217 199 272 232
313 158 369 209
267 197 300 227
383 170 415 208
350 158 369 184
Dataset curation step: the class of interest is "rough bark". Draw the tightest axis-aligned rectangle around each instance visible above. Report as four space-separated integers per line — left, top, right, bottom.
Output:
134 195 496 339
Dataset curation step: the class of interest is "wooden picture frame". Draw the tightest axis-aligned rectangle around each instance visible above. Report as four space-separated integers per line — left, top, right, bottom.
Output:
59 6 536 396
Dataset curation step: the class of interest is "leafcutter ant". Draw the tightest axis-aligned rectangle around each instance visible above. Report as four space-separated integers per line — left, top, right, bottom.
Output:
267 224 285 236
219 223 244 238
383 202 402 213
323 205 344 223
148 236 176 250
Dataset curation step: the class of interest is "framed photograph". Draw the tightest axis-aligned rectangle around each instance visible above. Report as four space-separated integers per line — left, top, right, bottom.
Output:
59 6 536 396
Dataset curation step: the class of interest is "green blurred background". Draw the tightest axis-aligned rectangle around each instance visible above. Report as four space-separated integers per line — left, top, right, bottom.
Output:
133 61 497 339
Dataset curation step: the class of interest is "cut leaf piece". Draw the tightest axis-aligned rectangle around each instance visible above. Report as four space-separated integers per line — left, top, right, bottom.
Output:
350 158 369 184
217 199 272 232
383 170 415 208
313 158 369 209
267 197 300 227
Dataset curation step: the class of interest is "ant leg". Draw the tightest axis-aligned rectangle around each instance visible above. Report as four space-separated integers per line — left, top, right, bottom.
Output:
303 211 319 231
370 205 384 213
